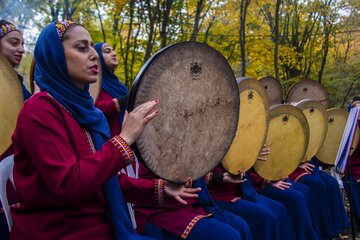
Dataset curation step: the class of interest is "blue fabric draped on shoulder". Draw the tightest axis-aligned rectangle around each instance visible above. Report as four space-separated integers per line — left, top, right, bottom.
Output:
34 21 152 240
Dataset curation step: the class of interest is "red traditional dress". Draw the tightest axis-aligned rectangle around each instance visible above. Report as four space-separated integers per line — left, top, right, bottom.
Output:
10 92 134 240
95 89 121 137
134 162 211 239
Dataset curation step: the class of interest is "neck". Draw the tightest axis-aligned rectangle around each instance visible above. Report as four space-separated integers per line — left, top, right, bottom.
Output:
107 65 116 73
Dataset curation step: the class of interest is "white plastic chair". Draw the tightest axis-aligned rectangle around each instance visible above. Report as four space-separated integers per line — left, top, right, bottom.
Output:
0 154 15 231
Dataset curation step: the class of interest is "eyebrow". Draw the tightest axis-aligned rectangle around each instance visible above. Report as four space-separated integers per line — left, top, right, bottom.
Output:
7 37 21 42
74 39 94 46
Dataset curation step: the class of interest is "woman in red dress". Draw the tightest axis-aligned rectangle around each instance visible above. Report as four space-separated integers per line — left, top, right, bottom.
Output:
10 21 158 240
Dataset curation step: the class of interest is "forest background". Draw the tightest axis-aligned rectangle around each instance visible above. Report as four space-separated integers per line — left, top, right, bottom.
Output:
1 0 359 108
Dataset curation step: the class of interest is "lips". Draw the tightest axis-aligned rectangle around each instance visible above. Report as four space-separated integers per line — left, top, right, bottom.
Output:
90 64 99 75
14 55 22 62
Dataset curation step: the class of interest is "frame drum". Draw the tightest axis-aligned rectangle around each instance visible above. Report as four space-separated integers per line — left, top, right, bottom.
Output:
129 42 239 183
286 79 329 108
259 76 283 106
316 108 349 165
294 100 328 162
222 78 269 174
0 53 23 155
253 104 309 181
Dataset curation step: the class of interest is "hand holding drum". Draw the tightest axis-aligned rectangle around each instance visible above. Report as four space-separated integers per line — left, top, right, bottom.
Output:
120 100 159 145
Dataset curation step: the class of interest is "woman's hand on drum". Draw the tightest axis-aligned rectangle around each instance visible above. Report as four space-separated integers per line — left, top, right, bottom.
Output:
120 100 159 145
299 162 315 173
223 170 247 184
164 180 201 205
257 146 270 161
271 180 291 190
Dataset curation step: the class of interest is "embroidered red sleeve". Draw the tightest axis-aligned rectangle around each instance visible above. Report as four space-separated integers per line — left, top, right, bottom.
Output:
155 179 165 206
109 135 134 166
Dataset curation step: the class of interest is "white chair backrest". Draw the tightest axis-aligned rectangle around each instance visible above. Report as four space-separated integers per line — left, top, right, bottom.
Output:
0 154 15 231
119 153 139 230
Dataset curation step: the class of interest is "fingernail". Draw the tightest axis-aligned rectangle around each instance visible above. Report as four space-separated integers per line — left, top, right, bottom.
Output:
155 110 159 113
155 99 159 103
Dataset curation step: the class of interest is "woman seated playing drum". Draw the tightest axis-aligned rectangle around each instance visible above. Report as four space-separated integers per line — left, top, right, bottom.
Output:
0 19 32 239
207 147 296 240
94 42 128 137
94 40 252 240
10 21 161 239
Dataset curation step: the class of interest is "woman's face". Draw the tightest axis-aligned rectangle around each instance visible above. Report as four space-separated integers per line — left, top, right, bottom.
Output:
101 43 118 72
62 25 99 89
0 31 24 67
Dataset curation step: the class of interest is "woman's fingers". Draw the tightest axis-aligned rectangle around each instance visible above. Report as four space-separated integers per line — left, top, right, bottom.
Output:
174 195 187 205
180 192 199 198
144 110 159 123
132 99 158 114
184 187 201 193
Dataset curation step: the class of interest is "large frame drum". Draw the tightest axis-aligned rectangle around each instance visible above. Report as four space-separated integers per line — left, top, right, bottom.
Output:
253 104 309 181
294 100 328 162
286 79 329 108
222 77 269 174
129 42 239 183
316 108 349 165
0 53 23 155
259 76 283 106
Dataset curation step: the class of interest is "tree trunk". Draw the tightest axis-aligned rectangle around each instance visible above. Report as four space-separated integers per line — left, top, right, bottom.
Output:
124 0 135 84
318 0 333 83
239 0 251 77
160 0 173 48
190 0 204 41
144 0 160 62
274 0 281 80
93 0 106 42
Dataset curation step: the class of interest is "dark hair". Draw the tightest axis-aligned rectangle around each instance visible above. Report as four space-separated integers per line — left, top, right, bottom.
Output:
352 96 360 103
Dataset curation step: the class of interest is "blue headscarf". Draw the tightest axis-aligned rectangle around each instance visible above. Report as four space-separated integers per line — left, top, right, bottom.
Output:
94 42 128 126
34 21 149 240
